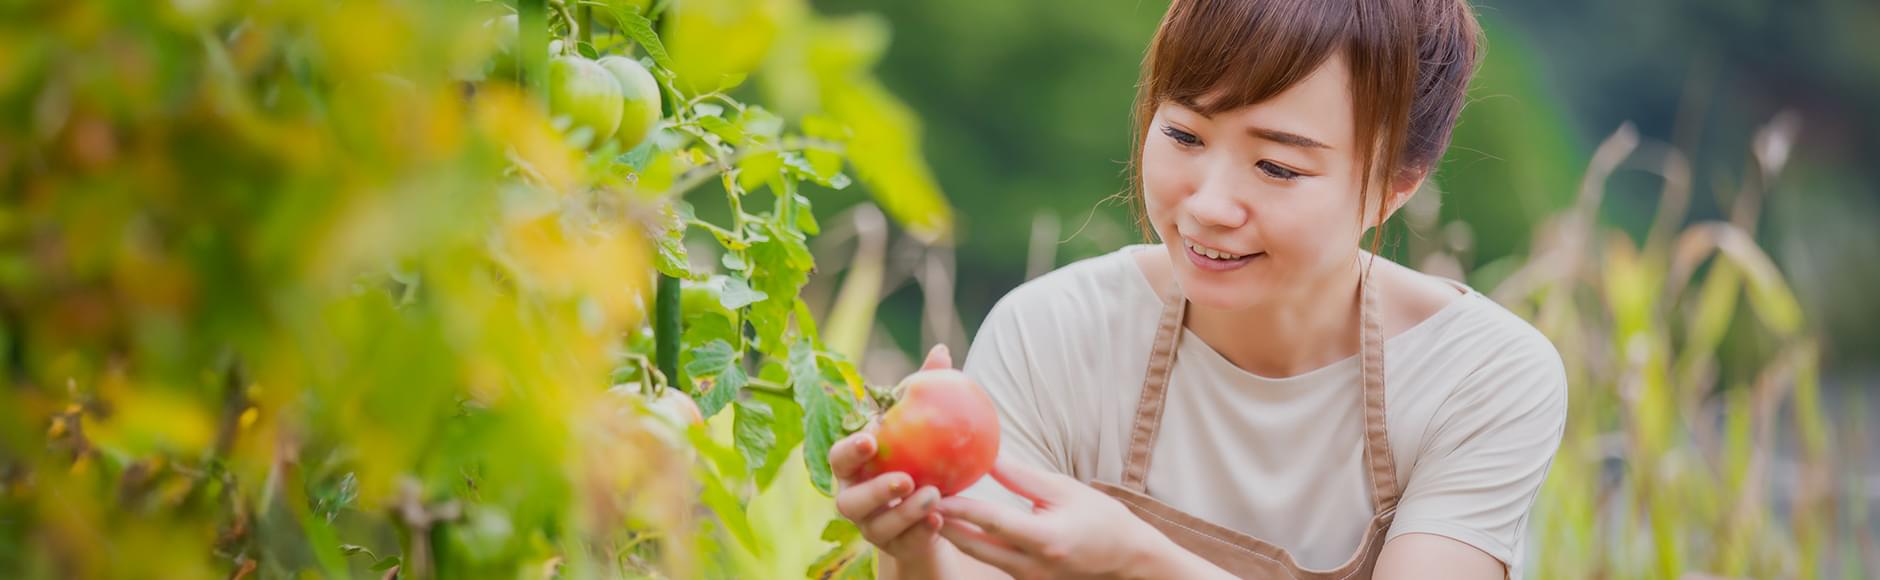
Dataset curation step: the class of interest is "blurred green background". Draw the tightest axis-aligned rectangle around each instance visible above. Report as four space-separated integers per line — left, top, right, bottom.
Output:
804 0 1879 381
784 0 1880 575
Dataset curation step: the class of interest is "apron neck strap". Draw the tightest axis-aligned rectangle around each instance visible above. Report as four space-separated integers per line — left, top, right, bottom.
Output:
1120 262 1402 513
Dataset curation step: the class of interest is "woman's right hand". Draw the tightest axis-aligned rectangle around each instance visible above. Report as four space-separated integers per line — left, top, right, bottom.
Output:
828 345 955 568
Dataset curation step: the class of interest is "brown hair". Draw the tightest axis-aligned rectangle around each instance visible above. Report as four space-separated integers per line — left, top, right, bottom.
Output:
1125 0 1482 254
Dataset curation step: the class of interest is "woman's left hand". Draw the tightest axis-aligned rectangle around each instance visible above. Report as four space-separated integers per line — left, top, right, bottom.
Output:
934 457 1209 579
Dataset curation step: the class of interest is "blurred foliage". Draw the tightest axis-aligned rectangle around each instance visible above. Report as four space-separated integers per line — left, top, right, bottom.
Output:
0 0 951 577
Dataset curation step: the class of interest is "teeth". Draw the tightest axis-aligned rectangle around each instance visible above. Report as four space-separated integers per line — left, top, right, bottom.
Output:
1186 239 1240 260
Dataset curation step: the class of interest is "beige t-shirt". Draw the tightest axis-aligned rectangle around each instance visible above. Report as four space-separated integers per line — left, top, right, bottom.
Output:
958 244 1567 575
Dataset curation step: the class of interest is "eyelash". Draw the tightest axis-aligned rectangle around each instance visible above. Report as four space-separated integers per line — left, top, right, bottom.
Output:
1159 124 1305 181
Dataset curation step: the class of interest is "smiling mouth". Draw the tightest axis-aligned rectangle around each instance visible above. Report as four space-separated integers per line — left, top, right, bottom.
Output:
1183 238 1259 261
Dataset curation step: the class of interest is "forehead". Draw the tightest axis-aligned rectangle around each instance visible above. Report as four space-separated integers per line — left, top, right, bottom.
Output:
1169 53 1355 149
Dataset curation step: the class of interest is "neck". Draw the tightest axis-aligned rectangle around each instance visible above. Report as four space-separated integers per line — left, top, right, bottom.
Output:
1186 253 1367 378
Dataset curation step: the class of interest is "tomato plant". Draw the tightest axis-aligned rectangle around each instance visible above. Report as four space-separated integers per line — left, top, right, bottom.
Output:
0 0 951 578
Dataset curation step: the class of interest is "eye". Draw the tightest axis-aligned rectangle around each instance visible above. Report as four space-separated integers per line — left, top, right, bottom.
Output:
1159 124 1202 148
1256 160 1303 181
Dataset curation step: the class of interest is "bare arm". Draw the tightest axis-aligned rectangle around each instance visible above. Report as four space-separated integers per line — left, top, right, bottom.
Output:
1373 533 1505 580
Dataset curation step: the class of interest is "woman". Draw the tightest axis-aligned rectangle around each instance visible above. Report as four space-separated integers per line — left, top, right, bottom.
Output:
829 0 1567 577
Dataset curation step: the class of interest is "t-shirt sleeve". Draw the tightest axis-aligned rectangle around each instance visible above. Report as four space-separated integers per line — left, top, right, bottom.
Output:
1386 336 1568 569
955 296 1066 509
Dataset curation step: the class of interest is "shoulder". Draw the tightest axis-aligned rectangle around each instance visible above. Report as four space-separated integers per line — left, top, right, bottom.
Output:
1377 259 1566 415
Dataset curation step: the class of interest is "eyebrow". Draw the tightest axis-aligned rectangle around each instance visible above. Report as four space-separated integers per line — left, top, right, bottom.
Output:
1172 97 1334 151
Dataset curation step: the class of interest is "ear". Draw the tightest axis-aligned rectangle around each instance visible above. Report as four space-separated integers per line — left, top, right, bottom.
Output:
1367 169 1427 229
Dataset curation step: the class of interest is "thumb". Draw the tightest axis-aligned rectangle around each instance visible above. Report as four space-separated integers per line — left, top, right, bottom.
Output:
988 456 1070 508
920 344 952 371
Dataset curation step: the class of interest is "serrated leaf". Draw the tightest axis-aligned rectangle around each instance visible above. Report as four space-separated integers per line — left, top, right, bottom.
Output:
732 397 776 476
684 339 738 379
792 340 857 495
750 374 803 489
695 362 744 419
715 275 767 310
721 252 748 272
655 204 693 279
693 102 726 119
611 8 676 73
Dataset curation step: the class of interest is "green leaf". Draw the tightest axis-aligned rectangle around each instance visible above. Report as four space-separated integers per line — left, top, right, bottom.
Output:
697 362 745 419
820 518 861 543
793 193 820 235
806 533 875 580
655 203 694 279
609 6 676 73
695 462 760 553
732 397 776 477
737 149 783 192
370 556 401 572
715 275 767 310
740 106 784 141
793 298 821 345
685 339 738 379
720 251 748 272
682 338 745 418
698 115 745 145
750 373 803 489
792 340 856 495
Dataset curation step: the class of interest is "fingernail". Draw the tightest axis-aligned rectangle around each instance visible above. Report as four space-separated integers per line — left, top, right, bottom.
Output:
889 477 909 494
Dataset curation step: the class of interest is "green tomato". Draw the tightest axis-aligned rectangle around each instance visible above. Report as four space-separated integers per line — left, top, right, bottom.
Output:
548 55 624 145
596 56 663 150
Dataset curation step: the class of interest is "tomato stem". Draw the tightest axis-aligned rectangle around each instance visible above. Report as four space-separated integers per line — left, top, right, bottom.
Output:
654 273 681 394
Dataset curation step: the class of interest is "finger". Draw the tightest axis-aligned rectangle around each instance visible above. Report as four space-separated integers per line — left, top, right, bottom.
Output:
828 432 877 483
880 512 944 555
938 518 1032 574
835 472 914 521
986 456 1072 507
935 496 1051 553
920 344 952 370
861 486 942 545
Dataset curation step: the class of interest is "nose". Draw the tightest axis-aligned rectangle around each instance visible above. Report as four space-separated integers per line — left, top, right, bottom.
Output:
1186 165 1249 229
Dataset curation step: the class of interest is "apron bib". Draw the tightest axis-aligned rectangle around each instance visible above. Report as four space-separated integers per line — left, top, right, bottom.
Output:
1087 268 1400 579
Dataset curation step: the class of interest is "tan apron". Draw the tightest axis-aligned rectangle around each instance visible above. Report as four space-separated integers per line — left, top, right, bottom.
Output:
1088 270 1399 579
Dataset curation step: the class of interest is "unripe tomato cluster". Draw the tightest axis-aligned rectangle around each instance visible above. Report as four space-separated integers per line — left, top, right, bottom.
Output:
485 13 664 151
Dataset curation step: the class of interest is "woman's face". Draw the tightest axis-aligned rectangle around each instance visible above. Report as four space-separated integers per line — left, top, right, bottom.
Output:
1141 53 1385 311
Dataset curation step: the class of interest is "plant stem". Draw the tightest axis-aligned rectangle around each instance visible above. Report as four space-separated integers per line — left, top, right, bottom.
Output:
654 274 681 393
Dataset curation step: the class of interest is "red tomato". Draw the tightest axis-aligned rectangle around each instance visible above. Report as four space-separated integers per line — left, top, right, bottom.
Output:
651 389 704 427
859 369 1000 496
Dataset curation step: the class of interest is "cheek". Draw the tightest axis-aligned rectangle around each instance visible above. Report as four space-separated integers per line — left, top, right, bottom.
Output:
1138 143 1187 223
